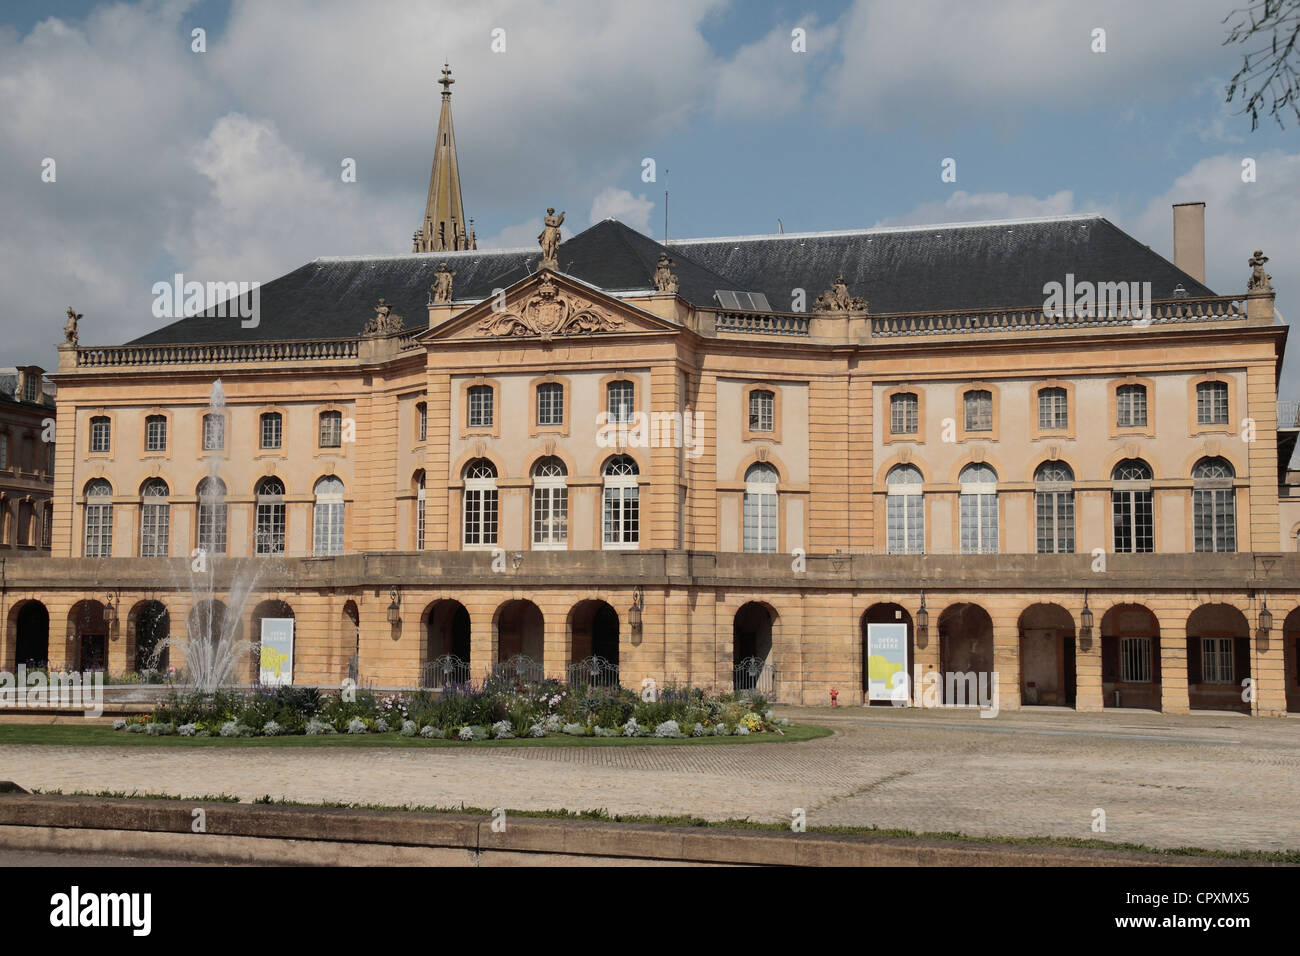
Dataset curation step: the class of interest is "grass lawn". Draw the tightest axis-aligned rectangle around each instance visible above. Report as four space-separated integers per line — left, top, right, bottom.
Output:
0 722 832 748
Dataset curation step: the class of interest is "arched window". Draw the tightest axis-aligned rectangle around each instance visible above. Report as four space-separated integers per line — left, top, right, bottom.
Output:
202 413 225 451
313 476 345 555
885 464 924 554
1034 461 1074 554
743 462 778 553
319 410 342 448
602 455 639 548
197 477 227 555
140 479 170 557
415 471 426 550
1111 459 1153 553
255 477 286 555
606 381 634 425
83 479 113 557
958 463 998 554
463 459 497 547
1192 457 1235 552
531 457 568 548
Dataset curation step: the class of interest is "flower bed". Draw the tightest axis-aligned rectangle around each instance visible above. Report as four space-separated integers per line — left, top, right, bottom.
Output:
113 678 790 740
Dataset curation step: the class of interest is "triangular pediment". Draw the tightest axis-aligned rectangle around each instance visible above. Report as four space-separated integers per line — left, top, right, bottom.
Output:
419 269 680 341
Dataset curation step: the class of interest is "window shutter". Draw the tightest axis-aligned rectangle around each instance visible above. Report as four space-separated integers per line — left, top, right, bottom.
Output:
1102 636 1118 681
1186 638 1202 684
1233 637 1250 685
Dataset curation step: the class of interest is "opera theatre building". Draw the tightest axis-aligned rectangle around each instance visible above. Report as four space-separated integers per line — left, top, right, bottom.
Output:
8 69 1300 717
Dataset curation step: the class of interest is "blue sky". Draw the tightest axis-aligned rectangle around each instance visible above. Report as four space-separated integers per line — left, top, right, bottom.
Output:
1 0 1297 395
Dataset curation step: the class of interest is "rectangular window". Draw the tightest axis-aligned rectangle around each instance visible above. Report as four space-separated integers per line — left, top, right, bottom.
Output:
1200 637 1234 683
24 375 38 404
1113 490 1154 553
417 403 427 443
260 413 282 450
1193 488 1236 553
84 504 112 558
145 416 167 452
463 487 498 546
959 493 998 553
198 501 227 555
890 394 918 435
1197 382 1229 425
319 411 342 448
255 503 285 555
1035 491 1075 554
886 493 924 554
140 503 169 557
1037 388 1067 430
1120 637 1152 683
468 386 494 429
964 390 992 432
743 491 777 552
537 384 563 427
313 502 344 555
748 390 774 432
1116 385 1148 427
203 414 225 451
532 486 568 546
0 434 7 470
41 509 52 549
90 418 111 453
603 487 639 545
607 381 634 425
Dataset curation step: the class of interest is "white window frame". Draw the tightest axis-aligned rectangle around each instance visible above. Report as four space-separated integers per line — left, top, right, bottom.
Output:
312 477 345 556
958 465 998 554
83 481 113 558
602 457 639 549
743 464 778 553
531 459 568 549
468 386 494 429
139 480 170 557
463 461 498 548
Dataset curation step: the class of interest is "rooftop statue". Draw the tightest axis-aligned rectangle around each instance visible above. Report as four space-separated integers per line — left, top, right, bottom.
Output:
538 207 565 269
362 297 404 336
64 306 82 345
814 275 867 313
1248 250 1273 293
653 253 679 294
431 262 456 304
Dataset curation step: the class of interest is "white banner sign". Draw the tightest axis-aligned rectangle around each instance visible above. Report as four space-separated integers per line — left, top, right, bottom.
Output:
259 618 294 686
866 622 908 703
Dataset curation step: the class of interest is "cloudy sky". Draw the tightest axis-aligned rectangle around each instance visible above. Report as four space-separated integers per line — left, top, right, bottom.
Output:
3 0 1297 395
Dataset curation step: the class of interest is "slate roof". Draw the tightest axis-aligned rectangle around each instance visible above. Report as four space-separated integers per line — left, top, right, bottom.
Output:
669 216 1215 315
128 215 1216 345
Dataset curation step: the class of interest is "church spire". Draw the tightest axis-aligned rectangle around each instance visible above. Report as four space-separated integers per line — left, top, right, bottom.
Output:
413 64 474 253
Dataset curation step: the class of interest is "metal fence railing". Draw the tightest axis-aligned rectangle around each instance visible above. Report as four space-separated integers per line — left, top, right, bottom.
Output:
565 655 620 689
421 654 470 688
733 657 776 698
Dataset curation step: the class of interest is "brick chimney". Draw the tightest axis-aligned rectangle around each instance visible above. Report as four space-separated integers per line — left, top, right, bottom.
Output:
1172 202 1205 284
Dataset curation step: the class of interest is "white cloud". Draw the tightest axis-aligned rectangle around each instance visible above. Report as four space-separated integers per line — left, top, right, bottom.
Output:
825 0 1237 127
710 20 834 121
588 187 655 235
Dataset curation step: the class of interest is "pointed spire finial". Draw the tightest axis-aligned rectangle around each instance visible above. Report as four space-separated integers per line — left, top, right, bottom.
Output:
439 63 454 97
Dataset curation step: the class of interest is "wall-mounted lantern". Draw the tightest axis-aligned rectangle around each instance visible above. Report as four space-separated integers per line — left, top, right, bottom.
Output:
512 551 524 571
1078 590 1094 652
1257 598 1272 647
628 587 643 633
915 591 928 644
386 587 401 626
103 592 118 630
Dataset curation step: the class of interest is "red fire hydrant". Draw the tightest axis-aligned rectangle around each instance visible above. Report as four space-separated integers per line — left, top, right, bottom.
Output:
830 687 838 708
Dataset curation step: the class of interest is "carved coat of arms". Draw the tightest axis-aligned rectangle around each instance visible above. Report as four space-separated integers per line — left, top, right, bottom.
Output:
476 274 624 339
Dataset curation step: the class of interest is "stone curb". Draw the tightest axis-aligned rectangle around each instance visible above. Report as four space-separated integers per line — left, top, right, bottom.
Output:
0 791 1281 866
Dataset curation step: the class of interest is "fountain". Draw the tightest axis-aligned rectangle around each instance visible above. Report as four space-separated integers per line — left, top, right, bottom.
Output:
148 380 269 692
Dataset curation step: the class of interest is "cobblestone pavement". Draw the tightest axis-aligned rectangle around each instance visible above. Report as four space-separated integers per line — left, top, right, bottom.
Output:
3 706 1297 852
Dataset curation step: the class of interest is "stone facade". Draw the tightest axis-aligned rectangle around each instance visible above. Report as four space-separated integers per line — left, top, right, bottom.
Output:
0 366 55 555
